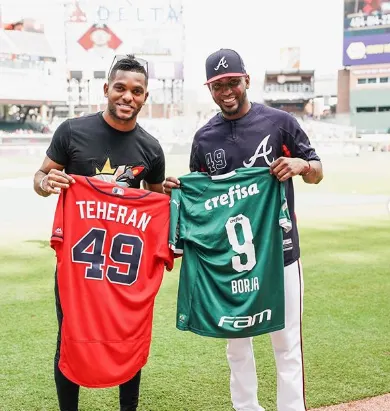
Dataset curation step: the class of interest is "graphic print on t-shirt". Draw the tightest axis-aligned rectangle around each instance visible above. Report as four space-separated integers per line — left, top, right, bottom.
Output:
93 157 146 187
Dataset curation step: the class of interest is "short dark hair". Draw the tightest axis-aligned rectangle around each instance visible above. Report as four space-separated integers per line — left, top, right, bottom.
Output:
108 58 148 86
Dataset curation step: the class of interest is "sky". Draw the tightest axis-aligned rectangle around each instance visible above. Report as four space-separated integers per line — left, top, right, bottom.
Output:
0 0 345 100
183 0 344 75
182 0 344 100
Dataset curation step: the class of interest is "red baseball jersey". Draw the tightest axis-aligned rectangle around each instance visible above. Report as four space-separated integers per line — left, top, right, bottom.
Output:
50 175 174 388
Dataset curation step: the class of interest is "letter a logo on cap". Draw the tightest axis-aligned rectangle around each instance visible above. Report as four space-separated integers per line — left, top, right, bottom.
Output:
214 56 228 71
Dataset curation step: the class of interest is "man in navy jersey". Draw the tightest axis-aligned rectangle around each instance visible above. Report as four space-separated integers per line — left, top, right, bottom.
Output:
164 49 323 411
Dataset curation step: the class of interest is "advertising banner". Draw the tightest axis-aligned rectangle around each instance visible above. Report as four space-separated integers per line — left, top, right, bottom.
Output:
343 33 390 65
343 0 390 65
64 0 184 79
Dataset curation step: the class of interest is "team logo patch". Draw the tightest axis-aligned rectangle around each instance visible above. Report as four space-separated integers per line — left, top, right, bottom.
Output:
282 144 291 158
243 135 274 168
214 56 228 71
112 187 125 196
178 313 187 323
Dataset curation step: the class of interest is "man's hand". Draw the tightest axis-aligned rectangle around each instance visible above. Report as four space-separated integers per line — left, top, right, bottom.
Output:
41 169 76 194
270 157 308 182
163 176 180 196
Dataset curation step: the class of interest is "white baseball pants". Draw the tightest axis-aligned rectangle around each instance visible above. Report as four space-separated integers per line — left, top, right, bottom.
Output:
226 260 306 411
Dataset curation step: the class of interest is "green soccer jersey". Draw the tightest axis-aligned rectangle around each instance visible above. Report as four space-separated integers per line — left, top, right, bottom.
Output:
169 167 291 339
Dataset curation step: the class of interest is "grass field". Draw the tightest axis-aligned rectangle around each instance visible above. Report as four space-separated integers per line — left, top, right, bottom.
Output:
0 149 389 410
168 152 390 196
0 220 389 411
1 151 390 196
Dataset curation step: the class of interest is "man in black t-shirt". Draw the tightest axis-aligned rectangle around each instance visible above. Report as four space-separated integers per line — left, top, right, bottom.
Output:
33 57 165 411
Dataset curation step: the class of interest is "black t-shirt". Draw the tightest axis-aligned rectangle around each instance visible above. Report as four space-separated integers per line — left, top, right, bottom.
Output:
189 103 321 266
46 112 165 188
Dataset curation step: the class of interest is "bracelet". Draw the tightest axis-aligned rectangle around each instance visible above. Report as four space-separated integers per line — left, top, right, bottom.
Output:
39 175 49 193
300 161 311 176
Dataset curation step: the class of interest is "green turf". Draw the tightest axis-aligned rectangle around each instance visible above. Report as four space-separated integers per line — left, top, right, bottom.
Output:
0 222 389 411
2 152 390 196
164 153 390 196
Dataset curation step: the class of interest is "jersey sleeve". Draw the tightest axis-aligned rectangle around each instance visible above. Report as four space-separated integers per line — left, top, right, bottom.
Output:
50 189 66 252
189 140 202 172
46 120 71 166
157 219 175 271
169 188 184 255
279 182 292 233
281 115 321 162
144 145 165 185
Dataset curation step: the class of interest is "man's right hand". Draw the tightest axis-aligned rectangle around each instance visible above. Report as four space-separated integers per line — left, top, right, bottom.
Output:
163 176 180 196
41 169 76 194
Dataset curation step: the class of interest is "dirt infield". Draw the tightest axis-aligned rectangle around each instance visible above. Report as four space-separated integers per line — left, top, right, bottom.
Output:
310 393 390 411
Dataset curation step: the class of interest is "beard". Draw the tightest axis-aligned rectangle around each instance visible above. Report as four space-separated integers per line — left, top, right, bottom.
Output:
219 91 247 118
107 101 142 122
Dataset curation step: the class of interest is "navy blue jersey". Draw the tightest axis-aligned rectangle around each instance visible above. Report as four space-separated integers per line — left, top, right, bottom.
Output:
189 103 321 266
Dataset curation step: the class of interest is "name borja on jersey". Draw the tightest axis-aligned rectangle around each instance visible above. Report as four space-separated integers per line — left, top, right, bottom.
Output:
204 183 260 210
231 277 260 295
75 201 152 232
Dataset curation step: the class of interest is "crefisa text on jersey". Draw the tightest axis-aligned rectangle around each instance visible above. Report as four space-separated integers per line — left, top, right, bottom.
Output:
204 183 260 210
231 277 260 294
75 201 152 232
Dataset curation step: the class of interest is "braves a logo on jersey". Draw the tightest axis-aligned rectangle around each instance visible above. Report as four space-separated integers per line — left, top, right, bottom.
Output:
204 135 275 173
243 135 274 167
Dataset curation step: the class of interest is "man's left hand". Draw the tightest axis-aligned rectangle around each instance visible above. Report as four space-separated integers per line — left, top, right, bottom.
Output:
270 157 308 182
